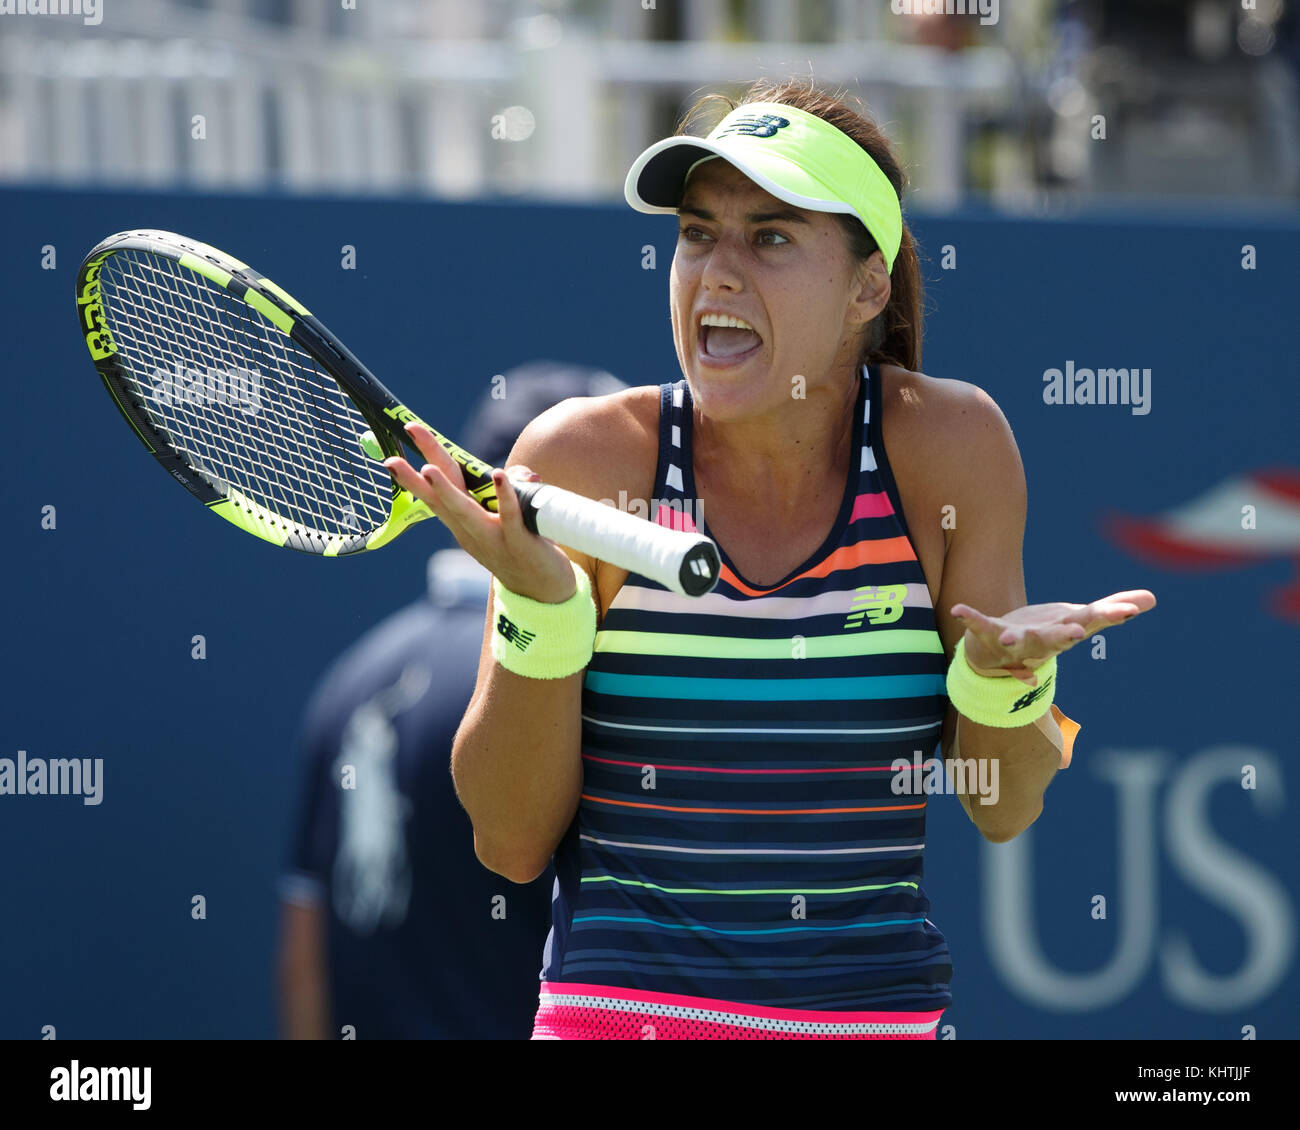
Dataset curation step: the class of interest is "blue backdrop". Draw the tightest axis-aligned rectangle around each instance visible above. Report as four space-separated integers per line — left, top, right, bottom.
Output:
1 185 1295 1038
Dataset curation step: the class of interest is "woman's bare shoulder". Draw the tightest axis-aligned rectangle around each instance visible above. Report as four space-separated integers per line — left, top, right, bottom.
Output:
879 363 995 417
879 363 1008 450
503 383 661 503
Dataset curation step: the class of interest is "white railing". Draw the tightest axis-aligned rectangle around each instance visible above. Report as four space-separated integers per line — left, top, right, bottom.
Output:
0 0 1018 206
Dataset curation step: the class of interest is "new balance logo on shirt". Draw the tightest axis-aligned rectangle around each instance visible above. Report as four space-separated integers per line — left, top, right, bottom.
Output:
844 584 907 630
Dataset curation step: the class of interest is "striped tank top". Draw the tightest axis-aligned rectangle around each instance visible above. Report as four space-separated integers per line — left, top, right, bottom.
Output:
533 364 953 1040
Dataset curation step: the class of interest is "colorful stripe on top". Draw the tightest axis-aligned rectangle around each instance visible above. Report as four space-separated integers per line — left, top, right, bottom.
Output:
535 365 953 1039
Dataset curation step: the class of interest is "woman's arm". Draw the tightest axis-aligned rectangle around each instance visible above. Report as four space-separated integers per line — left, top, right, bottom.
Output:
389 390 657 882
277 899 331 1039
931 382 1074 842
932 381 1149 841
452 564 588 883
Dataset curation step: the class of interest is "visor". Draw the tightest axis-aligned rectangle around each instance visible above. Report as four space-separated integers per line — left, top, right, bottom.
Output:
624 101 903 273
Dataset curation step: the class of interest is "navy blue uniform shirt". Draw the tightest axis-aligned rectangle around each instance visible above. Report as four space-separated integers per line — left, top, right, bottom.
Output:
280 550 555 1038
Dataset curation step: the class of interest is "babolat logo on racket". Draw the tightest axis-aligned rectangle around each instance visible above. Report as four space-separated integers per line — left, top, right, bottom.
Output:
715 113 790 139
496 614 536 652
383 403 492 479
77 255 118 360
1009 674 1054 713
384 404 419 426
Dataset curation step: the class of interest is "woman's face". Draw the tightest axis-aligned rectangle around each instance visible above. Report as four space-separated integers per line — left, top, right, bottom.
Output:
669 158 887 421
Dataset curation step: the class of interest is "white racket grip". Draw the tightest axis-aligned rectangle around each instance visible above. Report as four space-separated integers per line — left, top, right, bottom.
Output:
514 481 720 598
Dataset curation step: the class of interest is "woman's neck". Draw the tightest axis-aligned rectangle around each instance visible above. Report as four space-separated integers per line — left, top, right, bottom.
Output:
691 369 859 515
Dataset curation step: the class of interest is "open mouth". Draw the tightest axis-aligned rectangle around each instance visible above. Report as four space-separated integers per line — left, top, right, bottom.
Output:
699 313 762 366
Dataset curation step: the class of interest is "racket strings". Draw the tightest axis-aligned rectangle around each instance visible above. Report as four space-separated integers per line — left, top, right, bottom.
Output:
107 258 342 517
112 255 374 530
99 252 393 541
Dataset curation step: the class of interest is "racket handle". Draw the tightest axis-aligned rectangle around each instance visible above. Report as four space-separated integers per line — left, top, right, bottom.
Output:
513 481 720 598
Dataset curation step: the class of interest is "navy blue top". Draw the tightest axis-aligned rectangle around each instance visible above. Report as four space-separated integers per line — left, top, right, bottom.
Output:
538 369 952 1022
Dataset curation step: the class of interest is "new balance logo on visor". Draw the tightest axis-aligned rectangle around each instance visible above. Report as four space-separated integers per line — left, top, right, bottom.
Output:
1009 675 1054 713
715 113 790 139
495 614 535 652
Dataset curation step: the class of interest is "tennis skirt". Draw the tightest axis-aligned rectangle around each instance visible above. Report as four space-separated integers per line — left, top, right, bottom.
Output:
532 981 943 1040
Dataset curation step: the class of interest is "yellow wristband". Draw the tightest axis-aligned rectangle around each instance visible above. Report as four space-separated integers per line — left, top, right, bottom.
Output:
946 636 1057 728
491 560 596 680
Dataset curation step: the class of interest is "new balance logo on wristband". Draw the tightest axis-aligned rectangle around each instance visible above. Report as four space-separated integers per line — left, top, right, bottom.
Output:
1009 675 1054 713
496 614 536 652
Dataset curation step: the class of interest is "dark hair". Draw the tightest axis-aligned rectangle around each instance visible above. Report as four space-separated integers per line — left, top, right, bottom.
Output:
678 78 923 373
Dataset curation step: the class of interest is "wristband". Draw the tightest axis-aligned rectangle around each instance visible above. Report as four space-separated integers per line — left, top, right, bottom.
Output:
491 559 596 679
946 636 1057 728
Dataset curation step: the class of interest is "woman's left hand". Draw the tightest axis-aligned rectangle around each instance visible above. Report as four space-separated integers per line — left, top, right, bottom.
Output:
950 589 1157 685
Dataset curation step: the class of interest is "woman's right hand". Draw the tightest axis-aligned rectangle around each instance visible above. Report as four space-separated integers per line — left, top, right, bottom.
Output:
384 421 579 605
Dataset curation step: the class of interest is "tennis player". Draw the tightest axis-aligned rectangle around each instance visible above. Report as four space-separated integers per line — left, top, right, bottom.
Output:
386 79 1156 1040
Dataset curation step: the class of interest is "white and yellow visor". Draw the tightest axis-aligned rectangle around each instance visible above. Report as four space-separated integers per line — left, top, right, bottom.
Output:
624 101 903 273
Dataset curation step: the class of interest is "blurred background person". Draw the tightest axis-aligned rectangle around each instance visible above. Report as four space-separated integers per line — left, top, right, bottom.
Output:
1045 0 1299 198
276 361 626 1040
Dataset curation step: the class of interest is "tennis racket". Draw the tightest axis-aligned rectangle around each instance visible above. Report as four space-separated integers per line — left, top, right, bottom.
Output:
74 229 720 597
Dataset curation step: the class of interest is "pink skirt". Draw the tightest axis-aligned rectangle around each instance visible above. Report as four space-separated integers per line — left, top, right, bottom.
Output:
532 981 943 1040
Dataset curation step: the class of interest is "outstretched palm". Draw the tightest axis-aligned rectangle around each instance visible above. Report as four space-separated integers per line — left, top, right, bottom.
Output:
951 589 1156 686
